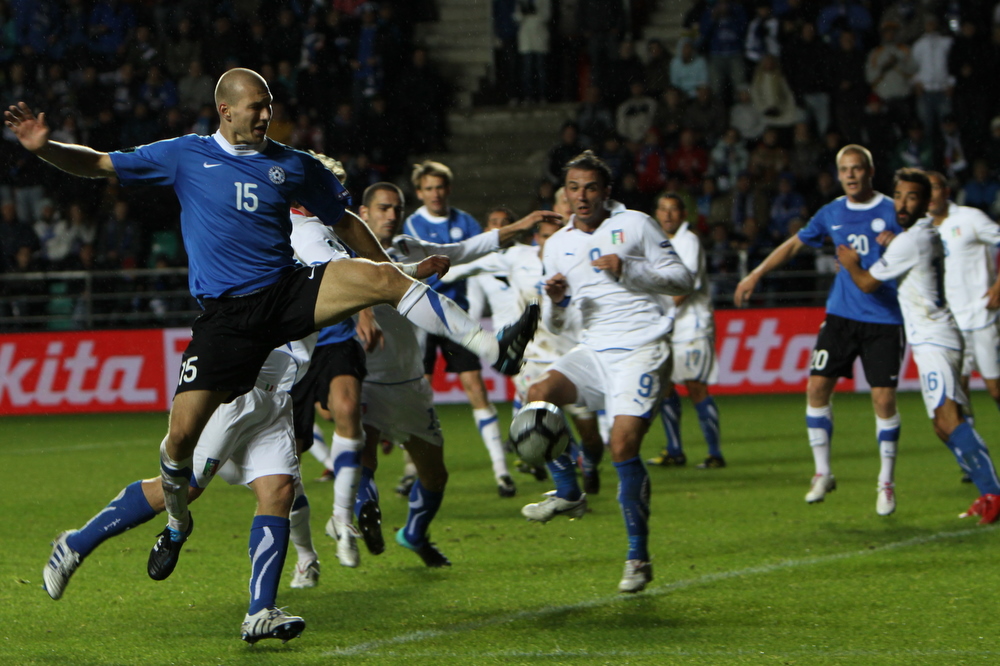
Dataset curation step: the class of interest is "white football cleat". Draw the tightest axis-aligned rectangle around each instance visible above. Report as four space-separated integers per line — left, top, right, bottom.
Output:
241 607 305 644
325 517 360 568
289 558 320 589
805 473 837 503
876 482 896 516
43 531 81 600
521 494 587 522
618 559 653 593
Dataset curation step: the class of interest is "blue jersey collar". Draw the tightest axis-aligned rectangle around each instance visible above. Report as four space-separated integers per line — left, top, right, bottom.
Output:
212 130 269 156
844 192 885 211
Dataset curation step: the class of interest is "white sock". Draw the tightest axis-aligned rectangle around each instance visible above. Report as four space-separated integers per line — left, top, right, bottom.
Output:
331 434 363 524
473 405 509 477
396 282 499 363
597 411 611 448
289 478 317 563
876 414 901 486
159 437 192 534
402 449 417 478
308 423 332 468
806 404 833 476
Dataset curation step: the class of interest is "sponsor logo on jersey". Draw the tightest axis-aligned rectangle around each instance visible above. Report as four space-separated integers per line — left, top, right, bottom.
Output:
203 458 221 478
871 218 886 233
611 230 624 245
268 166 286 184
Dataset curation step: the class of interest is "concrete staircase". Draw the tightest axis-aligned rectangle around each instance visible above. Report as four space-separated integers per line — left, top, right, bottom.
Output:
414 0 493 109
641 0 692 49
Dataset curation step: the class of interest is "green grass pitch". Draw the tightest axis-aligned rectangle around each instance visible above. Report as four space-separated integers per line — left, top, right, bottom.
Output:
2 392 999 665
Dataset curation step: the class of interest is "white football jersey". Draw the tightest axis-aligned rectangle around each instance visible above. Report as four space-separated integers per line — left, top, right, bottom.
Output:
364 304 425 384
934 202 1000 331
869 219 962 349
542 201 693 351
388 229 500 264
666 222 714 342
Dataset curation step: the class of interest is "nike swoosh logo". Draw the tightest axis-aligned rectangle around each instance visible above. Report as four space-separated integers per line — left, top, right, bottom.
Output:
564 252 575 256
203 162 221 168
832 225 843 230
889 375 898 381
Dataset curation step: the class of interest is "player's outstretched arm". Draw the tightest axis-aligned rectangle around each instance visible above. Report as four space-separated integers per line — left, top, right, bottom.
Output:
5 103 115 178
496 210 563 246
734 234 806 306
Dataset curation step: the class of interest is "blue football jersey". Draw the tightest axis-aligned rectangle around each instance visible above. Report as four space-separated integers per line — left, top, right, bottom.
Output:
798 193 903 325
110 132 351 300
403 206 482 310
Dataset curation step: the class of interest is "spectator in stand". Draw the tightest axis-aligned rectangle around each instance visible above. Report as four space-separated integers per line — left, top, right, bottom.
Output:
326 102 363 155
615 171 649 212
670 37 708 99
65 202 97 262
57 0 92 64
816 0 873 48
158 107 187 142
552 0 583 102
940 115 969 182
806 170 840 213
178 60 214 116
749 127 789 192
297 61 337 117
891 120 934 171
768 173 807 242
576 85 615 146
817 128 845 172
350 5 386 107
652 86 687 147
699 0 747 102
957 159 1000 217
696 176 721 227
6 243 46 327
880 0 926 46
75 66 106 122
715 171 766 235
289 114 324 153
41 64 73 115
191 104 215 137
782 22 834 135
105 62 139 119
139 66 178 114
710 127 750 191
986 116 1000 173
0 201 33 267
547 121 584 183
269 7 304 67
788 122 822 187
668 127 709 188
359 94 406 177
201 15 241 78
493 0 520 103
634 128 668 196
605 39 645 107
88 0 137 66
866 21 916 131
683 85 728 146
578 0 627 95
50 114 81 146
97 200 142 269
861 96 898 189
749 54 802 129
644 39 672 97
730 86 766 142
745 1 780 67
830 30 868 143
119 101 158 148
616 81 657 144
912 15 954 145
530 179 556 211
123 25 162 77
706 222 740 296
34 199 75 269
514 0 552 105
596 132 631 189
949 19 992 157
397 47 450 153
164 17 200 80
274 61 299 107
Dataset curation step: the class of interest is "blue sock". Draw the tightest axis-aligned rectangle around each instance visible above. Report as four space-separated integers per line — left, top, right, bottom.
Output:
354 466 379 517
614 457 650 562
404 479 443 546
567 434 583 466
947 423 1000 495
66 480 156 558
580 441 603 478
694 396 722 458
546 452 582 501
247 515 290 616
659 393 683 456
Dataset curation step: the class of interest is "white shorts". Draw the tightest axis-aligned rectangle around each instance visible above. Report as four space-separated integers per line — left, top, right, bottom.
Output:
670 336 719 385
961 324 1000 380
912 344 969 419
192 386 299 489
516 359 593 420
362 378 444 447
548 341 669 420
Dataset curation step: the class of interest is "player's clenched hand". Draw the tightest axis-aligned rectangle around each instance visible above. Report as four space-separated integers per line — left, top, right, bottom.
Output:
875 230 896 247
545 273 568 302
414 255 450 280
5 103 50 152
591 253 622 278
985 281 1000 310
733 275 758 307
356 308 384 352
835 244 860 268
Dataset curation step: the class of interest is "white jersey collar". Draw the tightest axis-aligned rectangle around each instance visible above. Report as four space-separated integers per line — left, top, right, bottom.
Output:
570 199 627 232
213 130 269 156
844 192 885 211
415 205 451 223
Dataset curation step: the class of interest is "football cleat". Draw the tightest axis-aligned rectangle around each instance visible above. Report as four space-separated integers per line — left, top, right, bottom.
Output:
325 517 360 568
241 607 306 644
697 455 726 469
492 302 539 375
497 474 517 498
805 473 836 503
395 474 416 497
395 528 451 567
646 451 687 467
515 459 548 481
148 514 194 581
582 468 601 495
876 482 896 516
289 559 320 589
43 531 81 600
357 500 385 555
521 494 587 522
959 493 1000 525
618 559 653 593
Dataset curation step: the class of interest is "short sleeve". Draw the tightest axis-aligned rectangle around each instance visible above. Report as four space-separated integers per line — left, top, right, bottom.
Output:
109 137 183 186
797 206 828 248
294 154 352 227
869 232 918 282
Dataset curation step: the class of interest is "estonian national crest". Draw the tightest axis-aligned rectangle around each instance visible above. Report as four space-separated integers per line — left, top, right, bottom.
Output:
268 165 286 185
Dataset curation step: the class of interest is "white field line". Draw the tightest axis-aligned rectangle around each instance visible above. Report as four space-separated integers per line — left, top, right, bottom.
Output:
0 440 149 456
325 525 997 657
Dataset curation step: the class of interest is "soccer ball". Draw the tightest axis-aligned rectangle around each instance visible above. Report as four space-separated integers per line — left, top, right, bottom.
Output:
509 401 570 466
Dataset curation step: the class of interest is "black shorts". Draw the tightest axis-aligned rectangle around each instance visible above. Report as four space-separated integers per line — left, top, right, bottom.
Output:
422 333 481 375
291 338 367 444
810 313 904 388
176 263 328 402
